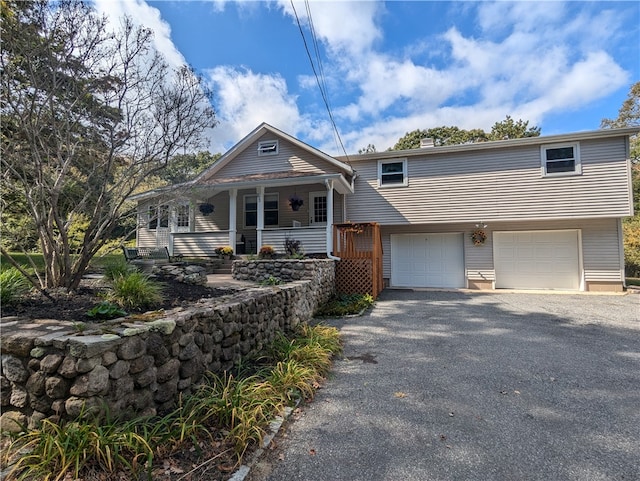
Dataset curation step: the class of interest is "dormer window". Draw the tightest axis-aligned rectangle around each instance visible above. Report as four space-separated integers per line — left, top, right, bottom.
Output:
258 140 278 156
541 143 581 177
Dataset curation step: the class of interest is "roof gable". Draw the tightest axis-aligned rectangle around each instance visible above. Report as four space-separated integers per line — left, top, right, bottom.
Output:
195 123 353 183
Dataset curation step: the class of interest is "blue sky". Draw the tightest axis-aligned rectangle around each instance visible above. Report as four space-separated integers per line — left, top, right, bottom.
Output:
94 0 639 155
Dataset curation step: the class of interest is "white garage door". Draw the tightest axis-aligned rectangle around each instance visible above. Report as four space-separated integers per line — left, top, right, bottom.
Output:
391 233 465 288
494 230 581 290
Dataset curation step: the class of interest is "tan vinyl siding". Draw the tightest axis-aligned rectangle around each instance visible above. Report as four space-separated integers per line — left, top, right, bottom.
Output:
380 218 622 286
347 137 631 224
217 133 343 178
172 232 231 257
195 192 230 231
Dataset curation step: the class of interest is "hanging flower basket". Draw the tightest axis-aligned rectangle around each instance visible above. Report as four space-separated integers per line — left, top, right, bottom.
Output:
198 203 214 216
470 229 487 246
289 195 304 211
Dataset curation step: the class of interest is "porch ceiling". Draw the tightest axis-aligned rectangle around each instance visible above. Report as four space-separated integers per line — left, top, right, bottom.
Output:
192 170 354 197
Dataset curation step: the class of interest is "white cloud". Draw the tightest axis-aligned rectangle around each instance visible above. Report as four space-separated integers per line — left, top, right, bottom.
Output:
277 0 383 55
95 0 634 155
93 0 186 68
205 66 310 152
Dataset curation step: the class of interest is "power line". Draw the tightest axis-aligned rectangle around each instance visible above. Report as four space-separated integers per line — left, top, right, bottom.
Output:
290 0 350 162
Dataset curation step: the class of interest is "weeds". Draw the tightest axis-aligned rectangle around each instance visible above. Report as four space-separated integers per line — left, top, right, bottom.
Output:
260 275 282 286
315 292 374 317
86 301 127 320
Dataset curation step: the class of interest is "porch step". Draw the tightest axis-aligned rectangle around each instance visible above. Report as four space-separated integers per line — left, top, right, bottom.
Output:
208 259 233 275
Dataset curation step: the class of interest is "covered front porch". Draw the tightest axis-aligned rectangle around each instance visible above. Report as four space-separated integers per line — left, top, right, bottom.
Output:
145 171 355 257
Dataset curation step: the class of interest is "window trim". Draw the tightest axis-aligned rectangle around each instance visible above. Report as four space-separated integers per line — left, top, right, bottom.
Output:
244 193 279 228
541 142 581 177
378 158 408 188
258 140 279 156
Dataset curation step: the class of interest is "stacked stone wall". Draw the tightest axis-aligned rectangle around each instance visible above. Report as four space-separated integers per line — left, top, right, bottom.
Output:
0 260 335 431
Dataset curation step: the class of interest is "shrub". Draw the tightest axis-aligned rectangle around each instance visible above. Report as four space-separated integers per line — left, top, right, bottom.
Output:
283 237 304 258
258 245 275 259
0 267 30 305
108 272 163 311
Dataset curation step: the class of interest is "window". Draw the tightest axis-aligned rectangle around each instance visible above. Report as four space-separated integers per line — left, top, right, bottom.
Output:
264 193 279 226
245 194 279 227
175 203 190 228
148 204 169 229
541 143 581 176
378 159 408 187
258 140 278 156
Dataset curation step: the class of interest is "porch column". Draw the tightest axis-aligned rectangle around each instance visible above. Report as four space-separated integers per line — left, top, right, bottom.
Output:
325 180 334 254
229 189 237 250
256 186 264 249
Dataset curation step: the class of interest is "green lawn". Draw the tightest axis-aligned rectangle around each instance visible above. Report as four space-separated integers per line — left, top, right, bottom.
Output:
1 252 122 273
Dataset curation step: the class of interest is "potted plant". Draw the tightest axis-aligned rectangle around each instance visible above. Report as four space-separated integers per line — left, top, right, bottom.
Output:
288 195 304 211
258 245 275 259
215 246 234 259
198 203 214 216
470 229 487 246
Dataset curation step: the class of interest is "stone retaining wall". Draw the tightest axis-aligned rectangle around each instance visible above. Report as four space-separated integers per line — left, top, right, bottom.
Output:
0 260 335 431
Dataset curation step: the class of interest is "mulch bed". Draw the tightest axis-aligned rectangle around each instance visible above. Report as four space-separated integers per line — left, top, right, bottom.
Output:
0 273 234 322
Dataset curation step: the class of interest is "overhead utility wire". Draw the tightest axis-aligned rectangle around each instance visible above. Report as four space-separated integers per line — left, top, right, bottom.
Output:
290 0 350 163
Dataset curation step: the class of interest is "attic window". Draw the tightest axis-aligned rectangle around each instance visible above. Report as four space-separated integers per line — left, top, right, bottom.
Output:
258 140 278 156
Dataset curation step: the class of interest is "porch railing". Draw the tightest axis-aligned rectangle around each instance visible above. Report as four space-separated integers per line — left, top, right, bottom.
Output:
262 226 327 254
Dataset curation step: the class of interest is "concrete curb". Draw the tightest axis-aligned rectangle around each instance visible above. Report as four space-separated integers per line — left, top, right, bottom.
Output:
228 402 298 481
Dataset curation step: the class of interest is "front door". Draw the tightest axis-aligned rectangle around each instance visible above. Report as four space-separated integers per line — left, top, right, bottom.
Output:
309 192 327 226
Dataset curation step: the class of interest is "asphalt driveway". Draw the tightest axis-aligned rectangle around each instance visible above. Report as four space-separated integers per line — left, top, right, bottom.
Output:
246 290 640 481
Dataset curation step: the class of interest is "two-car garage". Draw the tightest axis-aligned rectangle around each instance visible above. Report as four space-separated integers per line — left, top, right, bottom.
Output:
390 230 582 290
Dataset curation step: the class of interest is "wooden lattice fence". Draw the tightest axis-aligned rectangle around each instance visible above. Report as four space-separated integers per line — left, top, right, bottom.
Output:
333 222 383 299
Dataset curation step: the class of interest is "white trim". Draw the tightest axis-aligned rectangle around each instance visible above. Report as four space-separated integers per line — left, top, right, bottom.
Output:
378 158 408 187
309 191 327 227
540 142 582 177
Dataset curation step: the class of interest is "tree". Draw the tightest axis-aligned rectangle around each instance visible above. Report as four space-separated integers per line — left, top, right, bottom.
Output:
391 116 540 150
601 81 640 277
488 115 541 140
1 0 216 290
358 144 377 154
156 151 221 184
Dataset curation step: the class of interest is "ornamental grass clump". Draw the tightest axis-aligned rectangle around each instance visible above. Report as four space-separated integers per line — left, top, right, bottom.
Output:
2 417 154 481
108 272 163 311
0 267 30 305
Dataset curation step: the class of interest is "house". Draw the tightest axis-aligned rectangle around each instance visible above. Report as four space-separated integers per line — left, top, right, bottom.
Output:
131 123 638 292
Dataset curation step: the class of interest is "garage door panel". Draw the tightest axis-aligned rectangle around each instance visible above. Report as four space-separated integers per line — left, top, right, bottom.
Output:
391 233 465 288
494 230 580 290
